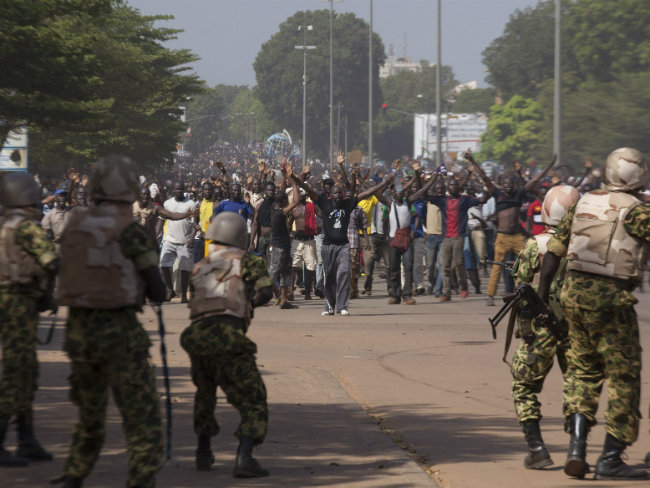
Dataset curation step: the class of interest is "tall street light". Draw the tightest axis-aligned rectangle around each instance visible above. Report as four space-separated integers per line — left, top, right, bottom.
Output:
368 0 373 168
435 0 442 167
295 25 316 166
321 0 343 170
553 0 561 165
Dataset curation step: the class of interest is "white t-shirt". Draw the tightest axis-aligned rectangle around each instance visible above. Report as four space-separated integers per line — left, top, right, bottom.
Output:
163 197 196 244
388 201 412 238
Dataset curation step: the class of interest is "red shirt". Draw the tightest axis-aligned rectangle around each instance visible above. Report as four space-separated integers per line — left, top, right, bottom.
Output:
446 198 461 238
527 199 545 235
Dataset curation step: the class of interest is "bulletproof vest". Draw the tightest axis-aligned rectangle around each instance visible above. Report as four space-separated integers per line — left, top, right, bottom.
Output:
57 204 144 308
566 191 647 280
190 247 251 323
0 208 46 285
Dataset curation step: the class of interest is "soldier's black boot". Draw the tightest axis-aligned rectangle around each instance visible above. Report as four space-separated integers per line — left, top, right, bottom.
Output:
16 416 53 461
564 413 589 478
195 434 214 471
594 433 650 480
0 421 28 467
50 474 84 487
645 451 650 468
233 437 269 478
522 421 552 469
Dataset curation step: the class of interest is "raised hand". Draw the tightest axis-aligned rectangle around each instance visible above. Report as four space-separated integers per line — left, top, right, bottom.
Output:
336 151 346 165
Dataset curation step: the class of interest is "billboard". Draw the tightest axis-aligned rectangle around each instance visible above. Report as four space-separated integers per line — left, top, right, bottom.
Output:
414 113 488 158
1 128 28 171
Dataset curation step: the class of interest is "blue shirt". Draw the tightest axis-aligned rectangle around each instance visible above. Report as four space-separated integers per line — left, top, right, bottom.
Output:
213 199 253 221
410 198 427 238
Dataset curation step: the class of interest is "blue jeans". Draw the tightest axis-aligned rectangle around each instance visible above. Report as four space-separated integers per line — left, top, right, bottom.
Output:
425 235 443 294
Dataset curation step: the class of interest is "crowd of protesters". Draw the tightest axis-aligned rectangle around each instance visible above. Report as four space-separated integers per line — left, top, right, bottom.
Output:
16 143 647 315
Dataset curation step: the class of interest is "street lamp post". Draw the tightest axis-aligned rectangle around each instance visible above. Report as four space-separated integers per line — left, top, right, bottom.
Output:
295 25 316 167
435 0 442 167
368 0 373 168
321 0 343 170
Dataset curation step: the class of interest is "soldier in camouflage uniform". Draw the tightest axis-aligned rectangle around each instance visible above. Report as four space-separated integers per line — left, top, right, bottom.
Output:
181 211 273 478
510 185 579 470
0 172 58 467
53 156 168 488
538 147 650 480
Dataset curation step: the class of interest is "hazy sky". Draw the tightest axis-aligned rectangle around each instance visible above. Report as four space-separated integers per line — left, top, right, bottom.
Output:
128 0 540 88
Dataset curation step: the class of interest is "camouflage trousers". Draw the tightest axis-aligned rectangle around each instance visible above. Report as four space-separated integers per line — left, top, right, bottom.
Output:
0 292 39 423
182 317 268 444
188 354 268 444
63 308 162 488
562 306 642 444
511 320 568 423
350 248 361 296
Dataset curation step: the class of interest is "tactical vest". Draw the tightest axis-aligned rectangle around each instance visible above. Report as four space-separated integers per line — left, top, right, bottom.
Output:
57 204 143 308
566 191 647 280
0 208 46 285
190 247 251 323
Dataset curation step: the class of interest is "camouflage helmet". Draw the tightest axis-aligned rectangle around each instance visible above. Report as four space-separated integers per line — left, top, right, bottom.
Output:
541 184 580 227
603 147 649 192
89 155 140 203
205 212 248 250
0 172 41 208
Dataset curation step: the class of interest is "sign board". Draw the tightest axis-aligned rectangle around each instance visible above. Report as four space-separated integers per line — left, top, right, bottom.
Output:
414 113 488 158
347 150 363 165
1 127 28 171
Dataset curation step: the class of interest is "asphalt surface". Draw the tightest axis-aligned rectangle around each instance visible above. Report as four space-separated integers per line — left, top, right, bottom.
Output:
3 274 649 487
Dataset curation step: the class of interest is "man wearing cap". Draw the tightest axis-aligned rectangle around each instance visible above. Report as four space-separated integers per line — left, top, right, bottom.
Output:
41 189 71 255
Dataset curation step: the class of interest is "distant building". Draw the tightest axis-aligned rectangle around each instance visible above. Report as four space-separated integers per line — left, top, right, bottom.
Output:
380 44 432 79
452 81 478 96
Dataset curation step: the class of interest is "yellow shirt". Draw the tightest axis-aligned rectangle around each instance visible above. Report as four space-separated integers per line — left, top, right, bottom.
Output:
357 196 378 234
199 198 214 233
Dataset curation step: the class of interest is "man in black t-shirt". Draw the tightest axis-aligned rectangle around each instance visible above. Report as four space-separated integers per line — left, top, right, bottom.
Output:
294 174 393 316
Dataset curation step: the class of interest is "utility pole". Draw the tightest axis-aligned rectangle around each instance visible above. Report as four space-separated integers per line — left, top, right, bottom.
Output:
368 0 373 168
435 0 442 168
295 25 315 167
553 0 561 165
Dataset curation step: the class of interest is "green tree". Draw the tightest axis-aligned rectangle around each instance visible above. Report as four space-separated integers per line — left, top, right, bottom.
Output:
0 0 114 143
452 88 496 114
564 0 649 81
254 10 385 160
482 1 576 101
534 72 650 166
24 4 203 172
478 95 543 164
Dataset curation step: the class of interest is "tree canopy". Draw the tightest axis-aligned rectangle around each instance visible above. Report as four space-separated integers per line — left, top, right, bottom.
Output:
2 1 203 172
254 10 385 160
481 0 650 166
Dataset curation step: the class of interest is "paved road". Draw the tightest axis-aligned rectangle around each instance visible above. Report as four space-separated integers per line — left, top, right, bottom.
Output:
4 277 650 487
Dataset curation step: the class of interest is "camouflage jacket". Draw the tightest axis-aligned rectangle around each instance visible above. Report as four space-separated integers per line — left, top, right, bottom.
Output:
547 201 650 310
182 253 272 356
64 223 159 358
0 218 57 299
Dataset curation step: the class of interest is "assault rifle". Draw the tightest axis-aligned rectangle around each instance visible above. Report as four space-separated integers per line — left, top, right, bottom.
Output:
488 283 567 342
